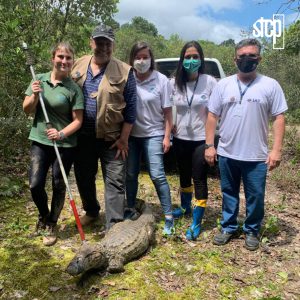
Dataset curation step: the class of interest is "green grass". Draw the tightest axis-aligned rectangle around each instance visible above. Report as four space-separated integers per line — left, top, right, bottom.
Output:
0 169 298 299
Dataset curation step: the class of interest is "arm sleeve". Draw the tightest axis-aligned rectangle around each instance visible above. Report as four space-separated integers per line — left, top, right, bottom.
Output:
169 78 176 105
208 82 222 117
209 76 218 95
123 69 137 124
160 75 173 108
71 84 84 110
25 79 34 96
270 80 288 116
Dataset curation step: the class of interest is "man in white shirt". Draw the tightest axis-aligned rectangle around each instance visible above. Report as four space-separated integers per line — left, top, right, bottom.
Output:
205 38 287 251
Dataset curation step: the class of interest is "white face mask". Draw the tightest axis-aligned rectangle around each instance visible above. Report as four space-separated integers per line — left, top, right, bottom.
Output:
133 58 151 74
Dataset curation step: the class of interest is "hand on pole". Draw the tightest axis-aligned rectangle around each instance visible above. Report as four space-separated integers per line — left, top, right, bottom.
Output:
31 80 43 95
46 128 60 141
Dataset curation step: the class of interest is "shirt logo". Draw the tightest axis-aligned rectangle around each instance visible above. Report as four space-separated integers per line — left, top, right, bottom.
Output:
58 94 67 102
148 84 156 93
247 98 261 103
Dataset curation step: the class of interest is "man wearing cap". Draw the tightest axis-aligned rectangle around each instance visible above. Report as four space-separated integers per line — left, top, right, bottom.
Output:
71 24 137 230
205 38 287 250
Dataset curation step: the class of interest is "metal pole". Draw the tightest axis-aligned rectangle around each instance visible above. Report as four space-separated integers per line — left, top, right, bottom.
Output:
22 42 85 242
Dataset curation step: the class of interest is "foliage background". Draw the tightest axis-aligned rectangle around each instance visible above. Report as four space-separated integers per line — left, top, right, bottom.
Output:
0 1 299 299
0 0 299 188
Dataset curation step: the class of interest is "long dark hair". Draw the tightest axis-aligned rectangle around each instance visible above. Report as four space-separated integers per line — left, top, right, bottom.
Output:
129 41 155 71
175 41 205 92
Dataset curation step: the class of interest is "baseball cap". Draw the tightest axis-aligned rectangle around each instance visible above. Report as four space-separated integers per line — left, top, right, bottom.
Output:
91 24 115 41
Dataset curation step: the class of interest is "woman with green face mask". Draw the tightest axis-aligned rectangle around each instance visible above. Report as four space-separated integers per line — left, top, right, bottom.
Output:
170 41 217 240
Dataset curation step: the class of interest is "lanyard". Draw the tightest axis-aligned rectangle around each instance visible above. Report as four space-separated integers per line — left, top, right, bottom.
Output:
184 75 199 108
237 77 255 104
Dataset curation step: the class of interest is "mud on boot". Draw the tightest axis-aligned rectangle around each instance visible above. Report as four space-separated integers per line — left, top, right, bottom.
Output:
185 200 206 241
42 223 58 246
32 215 48 237
172 186 193 219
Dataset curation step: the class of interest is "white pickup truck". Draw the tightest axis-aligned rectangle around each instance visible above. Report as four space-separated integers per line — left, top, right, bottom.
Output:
155 57 226 80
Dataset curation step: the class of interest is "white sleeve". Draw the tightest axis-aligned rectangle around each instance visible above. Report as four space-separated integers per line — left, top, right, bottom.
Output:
208 81 222 116
270 80 288 116
161 76 173 108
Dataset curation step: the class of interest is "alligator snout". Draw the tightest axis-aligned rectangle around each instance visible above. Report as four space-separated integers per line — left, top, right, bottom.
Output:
66 257 84 275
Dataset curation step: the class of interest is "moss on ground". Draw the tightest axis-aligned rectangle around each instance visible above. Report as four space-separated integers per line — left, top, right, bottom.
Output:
0 170 299 300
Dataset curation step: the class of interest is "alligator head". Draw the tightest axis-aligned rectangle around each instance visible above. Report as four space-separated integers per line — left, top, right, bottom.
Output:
66 243 107 276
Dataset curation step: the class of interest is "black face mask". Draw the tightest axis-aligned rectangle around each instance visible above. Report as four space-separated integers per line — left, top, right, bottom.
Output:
236 56 259 73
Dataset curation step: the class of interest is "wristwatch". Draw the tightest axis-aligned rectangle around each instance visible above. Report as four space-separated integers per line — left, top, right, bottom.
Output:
205 143 214 149
58 131 65 140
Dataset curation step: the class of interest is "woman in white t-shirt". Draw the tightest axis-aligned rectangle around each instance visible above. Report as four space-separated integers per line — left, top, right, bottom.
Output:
171 41 217 240
125 41 174 235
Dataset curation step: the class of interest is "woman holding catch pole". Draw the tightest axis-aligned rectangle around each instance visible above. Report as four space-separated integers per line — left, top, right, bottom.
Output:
23 42 84 246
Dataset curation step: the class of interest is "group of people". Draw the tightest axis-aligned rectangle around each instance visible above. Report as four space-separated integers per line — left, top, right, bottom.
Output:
23 24 287 251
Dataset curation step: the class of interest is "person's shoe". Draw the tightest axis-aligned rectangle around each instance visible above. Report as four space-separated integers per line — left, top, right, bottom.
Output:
213 231 235 245
79 214 99 226
124 208 140 220
31 217 47 237
163 218 175 236
186 224 201 241
35 219 46 235
42 224 57 246
245 232 259 251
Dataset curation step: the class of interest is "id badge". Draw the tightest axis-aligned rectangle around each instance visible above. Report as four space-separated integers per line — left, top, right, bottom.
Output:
186 108 192 129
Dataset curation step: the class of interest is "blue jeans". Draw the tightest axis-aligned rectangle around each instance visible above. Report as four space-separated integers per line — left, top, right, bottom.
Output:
218 156 267 235
126 136 172 215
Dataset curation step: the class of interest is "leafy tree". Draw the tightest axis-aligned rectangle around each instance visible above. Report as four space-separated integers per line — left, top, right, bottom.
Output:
260 50 300 122
121 16 158 37
199 40 236 75
157 34 185 58
259 20 300 122
219 39 235 47
0 0 118 172
285 20 300 55
115 17 166 62
114 26 166 63
0 7 299 181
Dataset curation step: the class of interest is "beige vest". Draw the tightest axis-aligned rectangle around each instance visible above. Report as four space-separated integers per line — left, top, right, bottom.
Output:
71 55 131 140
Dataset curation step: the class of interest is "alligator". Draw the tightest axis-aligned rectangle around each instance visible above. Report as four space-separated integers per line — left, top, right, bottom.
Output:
66 201 155 275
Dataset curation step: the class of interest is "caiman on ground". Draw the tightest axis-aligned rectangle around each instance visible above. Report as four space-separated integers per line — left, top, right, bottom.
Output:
66 201 155 275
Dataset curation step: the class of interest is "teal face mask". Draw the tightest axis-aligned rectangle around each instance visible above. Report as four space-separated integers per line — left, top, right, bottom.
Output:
183 59 201 73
